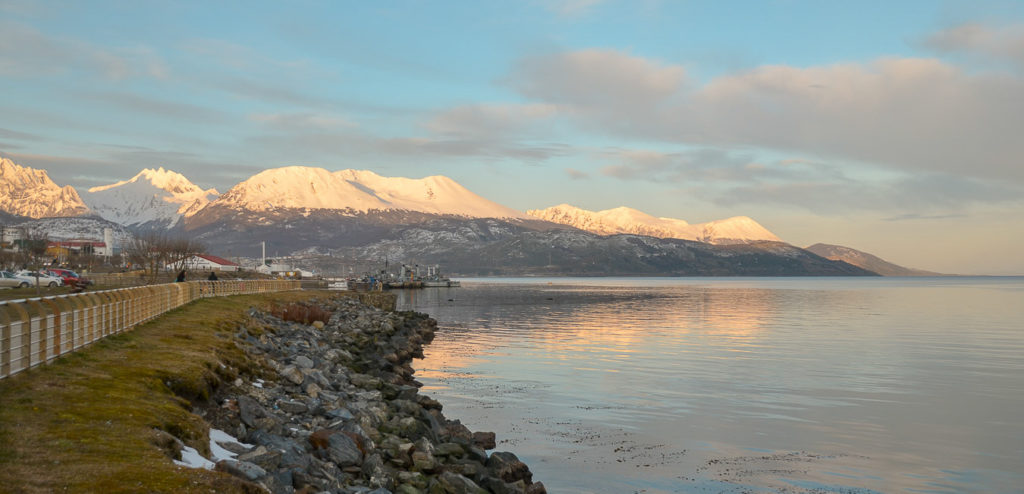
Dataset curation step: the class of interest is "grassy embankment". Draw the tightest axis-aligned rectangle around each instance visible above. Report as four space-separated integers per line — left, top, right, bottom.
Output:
0 289 391 493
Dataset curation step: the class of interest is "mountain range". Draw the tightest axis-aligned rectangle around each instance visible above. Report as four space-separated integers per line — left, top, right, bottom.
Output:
527 204 781 244
0 155 918 276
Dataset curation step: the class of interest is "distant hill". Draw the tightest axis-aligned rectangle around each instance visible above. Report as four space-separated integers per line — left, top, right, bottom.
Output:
0 209 27 225
805 243 942 276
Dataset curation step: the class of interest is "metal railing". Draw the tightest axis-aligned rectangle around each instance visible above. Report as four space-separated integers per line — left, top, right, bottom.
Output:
0 280 300 380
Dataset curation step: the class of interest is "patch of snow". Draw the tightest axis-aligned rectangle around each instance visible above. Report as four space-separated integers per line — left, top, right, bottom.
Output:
174 445 215 470
174 428 252 470
16 216 135 245
209 428 252 462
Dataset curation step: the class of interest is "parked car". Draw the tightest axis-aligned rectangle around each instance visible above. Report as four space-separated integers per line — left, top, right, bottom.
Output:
15 270 64 287
46 268 93 287
0 270 30 288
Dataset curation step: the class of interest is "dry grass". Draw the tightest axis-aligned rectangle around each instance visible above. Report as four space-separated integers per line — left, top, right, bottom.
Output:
0 290 347 494
269 301 333 325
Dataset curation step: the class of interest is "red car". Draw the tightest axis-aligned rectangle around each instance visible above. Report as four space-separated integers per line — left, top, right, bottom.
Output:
46 268 93 287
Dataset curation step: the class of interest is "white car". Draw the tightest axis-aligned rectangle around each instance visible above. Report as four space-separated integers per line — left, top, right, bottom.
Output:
15 270 64 287
0 270 30 289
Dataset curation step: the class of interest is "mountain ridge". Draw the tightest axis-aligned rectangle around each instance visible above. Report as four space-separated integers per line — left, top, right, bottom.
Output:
0 157 905 276
527 203 782 244
209 166 527 219
805 243 942 276
0 157 90 218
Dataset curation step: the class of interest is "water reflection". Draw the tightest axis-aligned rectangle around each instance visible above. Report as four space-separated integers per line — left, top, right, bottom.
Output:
397 279 1024 494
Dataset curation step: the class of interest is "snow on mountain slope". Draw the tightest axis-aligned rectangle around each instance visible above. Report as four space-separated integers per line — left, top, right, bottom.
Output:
209 166 527 219
16 216 135 248
82 167 219 229
0 157 90 218
527 204 782 244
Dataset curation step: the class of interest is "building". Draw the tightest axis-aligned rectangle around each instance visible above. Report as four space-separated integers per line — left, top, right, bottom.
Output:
255 262 313 279
1 226 24 246
0 226 24 252
173 254 241 272
46 240 111 257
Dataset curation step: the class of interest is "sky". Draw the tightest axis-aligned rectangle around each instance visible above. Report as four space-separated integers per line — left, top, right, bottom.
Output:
1 0 1023 275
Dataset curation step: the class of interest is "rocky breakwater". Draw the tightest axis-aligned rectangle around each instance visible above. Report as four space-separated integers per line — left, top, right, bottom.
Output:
199 296 545 494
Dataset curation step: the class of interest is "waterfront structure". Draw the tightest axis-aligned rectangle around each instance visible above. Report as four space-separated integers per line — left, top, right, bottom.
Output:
174 254 241 272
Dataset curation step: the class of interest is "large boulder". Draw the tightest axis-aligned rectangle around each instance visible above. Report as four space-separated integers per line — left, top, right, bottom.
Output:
486 452 532 484
310 429 365 467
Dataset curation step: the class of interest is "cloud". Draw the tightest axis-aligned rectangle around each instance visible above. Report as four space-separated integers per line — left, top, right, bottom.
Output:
249 112 356 131
593 145 1022 215
245 103 571 166
703 171 1022 215
84 91 229 123
0 0 48 15
509 49 1024 184
598 147 844 184
543 0 605 17
923 22 1024 67
565 168 590 179
425 103 558 139
3 149 253 192
245 129 570 166
182 37 322 76
0 127 40 141
510 49 686 110
182 38 264 70
0 21 168 80
883 213 964 222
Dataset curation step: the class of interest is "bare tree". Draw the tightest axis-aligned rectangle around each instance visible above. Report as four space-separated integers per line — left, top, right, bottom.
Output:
166 236 206 276
23 227 49 264
124 232 205 284
123 232 160 284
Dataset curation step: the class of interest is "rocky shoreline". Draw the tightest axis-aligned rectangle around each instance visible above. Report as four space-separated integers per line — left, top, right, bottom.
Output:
188 295 545 494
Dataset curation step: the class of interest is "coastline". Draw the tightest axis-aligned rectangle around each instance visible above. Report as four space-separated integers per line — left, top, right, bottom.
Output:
195 294 546 493
0 291 544 493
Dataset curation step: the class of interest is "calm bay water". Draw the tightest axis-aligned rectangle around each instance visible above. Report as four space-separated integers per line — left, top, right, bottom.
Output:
395 277 1024 494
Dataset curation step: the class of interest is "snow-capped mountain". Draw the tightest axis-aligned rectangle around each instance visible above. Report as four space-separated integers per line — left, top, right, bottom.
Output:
82 167 219 230
0 157 90 218
526 204 782 244
208 166 527 219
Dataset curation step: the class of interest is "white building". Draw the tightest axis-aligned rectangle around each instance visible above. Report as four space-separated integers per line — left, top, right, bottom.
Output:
172 254 240 272
255 262 313 278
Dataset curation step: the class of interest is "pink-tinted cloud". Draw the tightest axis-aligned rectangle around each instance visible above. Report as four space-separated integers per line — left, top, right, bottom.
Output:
923 22 1024 67
426 103 558 139
0 21 168 80
508 49 1024 183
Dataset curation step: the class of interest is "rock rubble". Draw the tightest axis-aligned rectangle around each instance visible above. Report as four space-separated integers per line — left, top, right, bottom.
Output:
196 296 545 494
